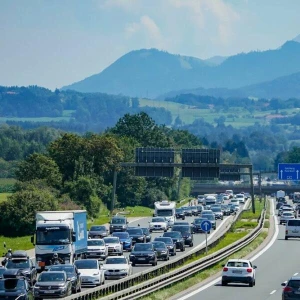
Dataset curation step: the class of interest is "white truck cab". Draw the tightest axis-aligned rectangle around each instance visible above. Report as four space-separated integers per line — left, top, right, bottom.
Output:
154 200 176 227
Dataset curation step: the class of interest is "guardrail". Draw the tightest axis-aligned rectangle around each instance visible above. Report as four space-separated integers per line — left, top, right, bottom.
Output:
63 200 259 300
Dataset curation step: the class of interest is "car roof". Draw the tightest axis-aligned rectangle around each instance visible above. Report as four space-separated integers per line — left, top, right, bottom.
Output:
106 255 126 259
289 276 300 281
227 259 250 263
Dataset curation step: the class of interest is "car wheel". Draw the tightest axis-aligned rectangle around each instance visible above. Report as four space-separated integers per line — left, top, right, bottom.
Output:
285 236 288 240
190 242 193 247
208 231 210 234
249 281 253 287
77 283 82 293
222 281 227 286
149 230 152 233
164 229 167 232
132 262 135 266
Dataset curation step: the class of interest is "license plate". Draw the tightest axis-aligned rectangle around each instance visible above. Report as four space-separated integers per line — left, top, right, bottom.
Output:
39 262 45 267
44 290 55 293
292 230 299 233
232 270 242 274
138 258 146 260
295 291 300 294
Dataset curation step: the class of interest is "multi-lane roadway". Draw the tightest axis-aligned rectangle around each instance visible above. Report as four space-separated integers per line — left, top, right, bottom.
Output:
173 198 300 300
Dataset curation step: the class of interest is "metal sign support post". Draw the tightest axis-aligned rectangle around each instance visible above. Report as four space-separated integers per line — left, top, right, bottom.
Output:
250 166 255 214
205 231 208 254
111 168 118 215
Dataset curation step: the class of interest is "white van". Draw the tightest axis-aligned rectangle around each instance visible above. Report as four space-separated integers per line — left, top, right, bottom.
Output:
285 219 300 240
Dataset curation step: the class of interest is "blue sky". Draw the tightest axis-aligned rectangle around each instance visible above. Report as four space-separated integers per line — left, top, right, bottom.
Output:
1 0 300 90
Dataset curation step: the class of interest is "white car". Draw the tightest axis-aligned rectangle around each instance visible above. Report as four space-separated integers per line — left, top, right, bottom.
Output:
86 238 108 260
74 259 105 287
222 259 257 287
102 256 132 280
235 194 245 204
280 212 295 225
103 237 123 256
278 206 294 216
285 219 300 240
149 217 168 232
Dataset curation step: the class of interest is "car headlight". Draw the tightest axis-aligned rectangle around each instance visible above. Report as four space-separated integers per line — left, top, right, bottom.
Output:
138 237 144 240
129 254 135 257
168 246 173 249
93 272 99 276
148 254 155 257
186 236 192 240
161 251 167 253
120 269 127 272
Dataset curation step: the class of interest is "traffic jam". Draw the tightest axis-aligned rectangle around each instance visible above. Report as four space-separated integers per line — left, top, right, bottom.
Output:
0 191 247 299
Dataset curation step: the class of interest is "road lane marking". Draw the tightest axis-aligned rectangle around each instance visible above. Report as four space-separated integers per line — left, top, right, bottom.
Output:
179 199 279 300
270 290 276 294
294 272 299 276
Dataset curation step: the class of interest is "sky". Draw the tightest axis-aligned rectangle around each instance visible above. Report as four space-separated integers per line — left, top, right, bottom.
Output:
1 0 300 90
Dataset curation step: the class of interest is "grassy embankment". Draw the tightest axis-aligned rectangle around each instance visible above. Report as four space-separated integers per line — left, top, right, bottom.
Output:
141 199 269 300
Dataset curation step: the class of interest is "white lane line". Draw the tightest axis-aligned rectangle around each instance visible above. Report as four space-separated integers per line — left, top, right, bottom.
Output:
179 199 279 300
294 272 299 276
270 290 276 295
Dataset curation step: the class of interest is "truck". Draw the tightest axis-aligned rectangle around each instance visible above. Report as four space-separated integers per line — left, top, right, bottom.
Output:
276 190 286 201
153 200 176 227
31 210 87 272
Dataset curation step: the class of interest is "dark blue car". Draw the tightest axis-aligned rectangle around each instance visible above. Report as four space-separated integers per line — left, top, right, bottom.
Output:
112 232 133 251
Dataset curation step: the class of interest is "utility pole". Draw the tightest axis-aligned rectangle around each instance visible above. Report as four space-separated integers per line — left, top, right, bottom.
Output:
250 166 255 214
111 169 118 215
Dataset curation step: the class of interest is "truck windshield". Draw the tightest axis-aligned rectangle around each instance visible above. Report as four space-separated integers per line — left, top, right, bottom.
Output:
36 228 70 245
157 210 173 217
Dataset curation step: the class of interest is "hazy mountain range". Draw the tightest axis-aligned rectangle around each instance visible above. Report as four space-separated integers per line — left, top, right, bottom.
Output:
62 37 300 100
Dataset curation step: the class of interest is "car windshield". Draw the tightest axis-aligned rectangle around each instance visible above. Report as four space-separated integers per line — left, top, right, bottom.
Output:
6 260 29 269
141 228 150 235
152 242 166 249
190 206 197 210
0 279 25 290
203 215 215 221
176 209 183 212
194 218 205 224
88 240 105 246
38 272 66 282
112 232 129 238
154 238 172 245
288 280 300 288
227 261 249 268
127 228 143 235
74 260 98 269
90 226 106 231
172 226 190 233
133 244 153 251
164 232 181 238
49 266 75 275
111 218 126 224
156 210 173 216
282 212 293 216
211 207 221 212
105 257 127 264
103 237 119 244
152 218 165 222
36 227 70 245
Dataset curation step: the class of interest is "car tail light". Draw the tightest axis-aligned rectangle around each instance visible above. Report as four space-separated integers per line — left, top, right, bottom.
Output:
246 268 252 273
223 267 228 272
286 230 288 234
284 286 292 292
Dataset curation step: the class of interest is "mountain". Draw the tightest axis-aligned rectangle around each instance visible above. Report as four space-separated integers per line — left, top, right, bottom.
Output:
62 41 300 98
293 34 300 43
204 55 228 66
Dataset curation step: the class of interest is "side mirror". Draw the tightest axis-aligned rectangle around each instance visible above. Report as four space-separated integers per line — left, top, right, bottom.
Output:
31 236 34 245
127 221 129 224
221 264 225 267
281 282 287 286
72 234 76 242
78 272 81 276
253 265 257 269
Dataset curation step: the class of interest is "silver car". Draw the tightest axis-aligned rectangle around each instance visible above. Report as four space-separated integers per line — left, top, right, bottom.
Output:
280 212 295 225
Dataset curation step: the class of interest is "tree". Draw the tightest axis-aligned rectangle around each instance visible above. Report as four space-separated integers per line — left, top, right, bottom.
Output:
15 153 62 188
286 147 300 163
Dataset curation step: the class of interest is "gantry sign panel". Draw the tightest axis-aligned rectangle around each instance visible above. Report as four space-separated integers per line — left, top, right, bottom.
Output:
219 166 241 181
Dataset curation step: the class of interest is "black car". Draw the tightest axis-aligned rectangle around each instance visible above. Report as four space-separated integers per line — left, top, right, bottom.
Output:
190 206 198 216
182 207 193 216
163 231 185 252
140 227 152 242
210 206 223 220
192 218 211 234
276 202 284 210
5 254 37 286
48 264 81 294
109 216 128 234
175 208 185 220
129 243 157 266
196 205 203 215
151 241 169 261
88 225 108 239
153 237 176 256
202 214 217 230
126 227 146 244
0 275 34 300
221 204 231 216
282 276 300 300
33 271 72 299
171 225 194 247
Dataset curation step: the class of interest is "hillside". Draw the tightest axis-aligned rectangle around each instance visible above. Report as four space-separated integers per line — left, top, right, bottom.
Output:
62 41 300 98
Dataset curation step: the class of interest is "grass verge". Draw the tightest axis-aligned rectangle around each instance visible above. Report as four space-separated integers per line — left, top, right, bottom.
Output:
0 236 33 254
141 231 268 300
0 193 11 202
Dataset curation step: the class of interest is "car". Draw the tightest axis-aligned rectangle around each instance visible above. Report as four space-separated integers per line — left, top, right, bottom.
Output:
0 274 33 299
223 194 230 201
112 232 133 251
225 190 234 199
190 206 198 216
228 203 238 214
0 267 6 279
126 227 146 244
235 194 245 204
182 207 193 216
103 237 123 256
88 225 109 239
279 206 295 217
74 259 105 287
153 237 176 256
221 204 231 216
140 227 152 242
109 216 128 234
280 212 295 224
197 195 205 204
282 276 300 299
163 231 185 252
151 241 169 261
173 221 190 226
129 243 157 266
210 206 224 220
86 238 108 259
221 259 257 287
196 205 204 215
191 218 211 234
149 217 168 232
216 194 225 204
48 264 82 294
171 225 194 247
33 270 72 299
4 253 37 286
276 202 284 210
285 219 300 240
202 214 216 230
102 256 132 280
175 208 185 220
201 209 214 216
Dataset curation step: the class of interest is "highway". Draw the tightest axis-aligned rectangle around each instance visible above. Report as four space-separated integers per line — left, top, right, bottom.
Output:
174 198 299 300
